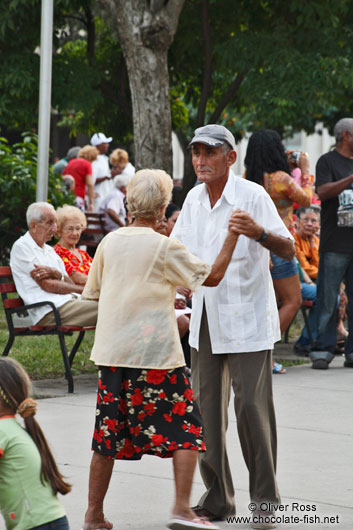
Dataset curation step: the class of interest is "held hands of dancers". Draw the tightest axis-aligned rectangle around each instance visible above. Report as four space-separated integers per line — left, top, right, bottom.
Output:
229 209 264 240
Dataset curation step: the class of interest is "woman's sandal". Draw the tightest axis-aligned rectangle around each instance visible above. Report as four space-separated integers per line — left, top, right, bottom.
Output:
167 516 220 529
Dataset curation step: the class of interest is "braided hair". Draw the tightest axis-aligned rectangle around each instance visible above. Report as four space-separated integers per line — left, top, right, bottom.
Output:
0 357 71 495
244 129 291 186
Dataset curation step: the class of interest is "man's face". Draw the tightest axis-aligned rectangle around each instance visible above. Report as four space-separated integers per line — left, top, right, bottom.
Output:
191 143 236 185
97 142 109 154
31 208 58 246
296 211 319 238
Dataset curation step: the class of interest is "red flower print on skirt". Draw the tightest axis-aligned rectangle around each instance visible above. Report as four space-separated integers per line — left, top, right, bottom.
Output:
92 366 205 460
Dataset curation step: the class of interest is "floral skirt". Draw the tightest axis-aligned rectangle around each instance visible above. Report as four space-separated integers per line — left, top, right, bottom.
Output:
92 366 205 460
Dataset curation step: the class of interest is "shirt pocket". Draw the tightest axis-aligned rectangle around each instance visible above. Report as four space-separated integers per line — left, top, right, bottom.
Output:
218 302 257 342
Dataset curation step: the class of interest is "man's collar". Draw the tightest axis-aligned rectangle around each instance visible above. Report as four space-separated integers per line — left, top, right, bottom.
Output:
198 170 237 209
26 231 51 252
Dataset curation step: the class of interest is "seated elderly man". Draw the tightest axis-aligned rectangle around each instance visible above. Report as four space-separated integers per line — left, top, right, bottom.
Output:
98 174 128 232
10 202 98 327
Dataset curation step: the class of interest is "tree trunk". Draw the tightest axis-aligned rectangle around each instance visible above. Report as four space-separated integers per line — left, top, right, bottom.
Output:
99 0 185 174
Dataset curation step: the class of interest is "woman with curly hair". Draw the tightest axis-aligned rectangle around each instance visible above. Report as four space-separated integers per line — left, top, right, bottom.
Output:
245 130 313 348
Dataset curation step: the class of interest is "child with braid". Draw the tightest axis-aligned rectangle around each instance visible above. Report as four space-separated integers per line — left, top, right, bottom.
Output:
0 358 71 530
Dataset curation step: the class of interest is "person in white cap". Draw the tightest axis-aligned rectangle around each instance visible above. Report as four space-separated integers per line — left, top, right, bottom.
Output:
171 124 295 529
90 132 114 210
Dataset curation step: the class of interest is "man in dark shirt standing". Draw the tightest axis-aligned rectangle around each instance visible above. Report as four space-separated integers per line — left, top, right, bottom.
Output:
310 118 353 369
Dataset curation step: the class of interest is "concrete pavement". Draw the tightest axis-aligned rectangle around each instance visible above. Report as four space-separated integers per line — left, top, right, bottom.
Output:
27 348 353 530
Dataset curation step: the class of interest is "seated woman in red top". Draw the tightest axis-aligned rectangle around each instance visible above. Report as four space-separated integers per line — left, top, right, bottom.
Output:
54 205 92 286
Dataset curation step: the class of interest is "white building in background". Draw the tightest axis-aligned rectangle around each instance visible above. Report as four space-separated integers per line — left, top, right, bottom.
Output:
231 124 336 179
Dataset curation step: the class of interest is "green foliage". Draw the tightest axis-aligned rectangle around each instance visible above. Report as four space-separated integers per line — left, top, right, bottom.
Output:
0 133 74 265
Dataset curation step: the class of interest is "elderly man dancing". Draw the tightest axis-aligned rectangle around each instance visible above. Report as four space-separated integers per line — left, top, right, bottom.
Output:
171 124 295 530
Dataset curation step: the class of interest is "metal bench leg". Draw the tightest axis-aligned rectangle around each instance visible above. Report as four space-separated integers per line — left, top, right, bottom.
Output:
69 331 85 367
2 335 14 356
57 331 74 393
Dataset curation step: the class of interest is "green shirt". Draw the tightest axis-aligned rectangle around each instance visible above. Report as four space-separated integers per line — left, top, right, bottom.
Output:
0 417 66 530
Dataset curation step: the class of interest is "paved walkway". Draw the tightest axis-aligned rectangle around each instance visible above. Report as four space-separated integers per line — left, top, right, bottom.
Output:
31 345 353 530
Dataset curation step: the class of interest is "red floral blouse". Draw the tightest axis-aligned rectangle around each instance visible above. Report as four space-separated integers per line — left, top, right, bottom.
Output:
54 244 92 276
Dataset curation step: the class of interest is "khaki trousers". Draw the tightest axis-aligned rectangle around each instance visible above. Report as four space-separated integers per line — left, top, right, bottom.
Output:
37 299 98 327
191 307 280 517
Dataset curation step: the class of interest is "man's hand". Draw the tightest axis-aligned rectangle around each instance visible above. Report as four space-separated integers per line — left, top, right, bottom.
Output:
31 264 62 282
175 298 187 310
176 287 192 299
229 209 263 240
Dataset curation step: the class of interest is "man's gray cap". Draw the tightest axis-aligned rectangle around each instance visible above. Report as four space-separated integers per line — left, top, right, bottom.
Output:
189 124 236 150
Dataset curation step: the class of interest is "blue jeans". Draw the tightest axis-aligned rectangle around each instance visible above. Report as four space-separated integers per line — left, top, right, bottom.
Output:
30 516 69 530
310 251 353 363
297 282 317 345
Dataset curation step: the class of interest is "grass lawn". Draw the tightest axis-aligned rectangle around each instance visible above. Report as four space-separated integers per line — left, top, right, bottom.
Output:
0 305 96 380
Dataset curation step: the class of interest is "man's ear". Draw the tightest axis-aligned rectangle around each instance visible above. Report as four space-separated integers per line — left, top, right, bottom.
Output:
227 150 237 166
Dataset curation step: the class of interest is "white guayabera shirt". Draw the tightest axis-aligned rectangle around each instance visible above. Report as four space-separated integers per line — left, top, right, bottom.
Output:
171 172 293 354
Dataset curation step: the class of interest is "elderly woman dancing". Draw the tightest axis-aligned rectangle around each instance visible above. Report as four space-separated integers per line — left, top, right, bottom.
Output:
81 169 240 530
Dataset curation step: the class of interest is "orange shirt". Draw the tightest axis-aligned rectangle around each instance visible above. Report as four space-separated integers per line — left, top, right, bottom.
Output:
294 232 319 280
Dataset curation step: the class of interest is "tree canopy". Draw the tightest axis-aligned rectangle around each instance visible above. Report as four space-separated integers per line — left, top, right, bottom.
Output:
1 0 353 182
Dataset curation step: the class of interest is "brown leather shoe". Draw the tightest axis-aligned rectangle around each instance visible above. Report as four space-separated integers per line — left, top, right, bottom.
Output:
191 506 224 521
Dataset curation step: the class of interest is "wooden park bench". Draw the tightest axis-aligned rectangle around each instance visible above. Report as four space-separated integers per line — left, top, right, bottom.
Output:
78 211 107 256
0 266 95 393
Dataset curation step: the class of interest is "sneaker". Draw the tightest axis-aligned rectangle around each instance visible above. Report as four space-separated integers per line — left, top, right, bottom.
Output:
293 342 310 357
312 359 329 370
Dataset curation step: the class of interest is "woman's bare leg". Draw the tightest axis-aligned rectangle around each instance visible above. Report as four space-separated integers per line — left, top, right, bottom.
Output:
172 449 198 519
83 451 114 530
273 273 302 333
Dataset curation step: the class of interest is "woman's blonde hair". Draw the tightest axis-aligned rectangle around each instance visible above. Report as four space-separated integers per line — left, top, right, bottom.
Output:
110 148 129 167
56 205 87 235
126 169 173 219
78 145 99 162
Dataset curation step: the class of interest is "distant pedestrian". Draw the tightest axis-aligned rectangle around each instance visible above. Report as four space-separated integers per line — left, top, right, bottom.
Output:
310 117 353 369
99 174 128 232
110 148 135 182
0 357 71 530
63 145 97 211
53 146 81 175
90 133 114 210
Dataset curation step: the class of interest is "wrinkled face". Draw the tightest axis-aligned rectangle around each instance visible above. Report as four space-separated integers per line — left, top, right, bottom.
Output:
191 143 236 185
59 217 84 248
296 212 319 238
166 210 180 236
30 208 57 246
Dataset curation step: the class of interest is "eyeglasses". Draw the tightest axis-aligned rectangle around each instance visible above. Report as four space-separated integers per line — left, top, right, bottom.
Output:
63 225 83 233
